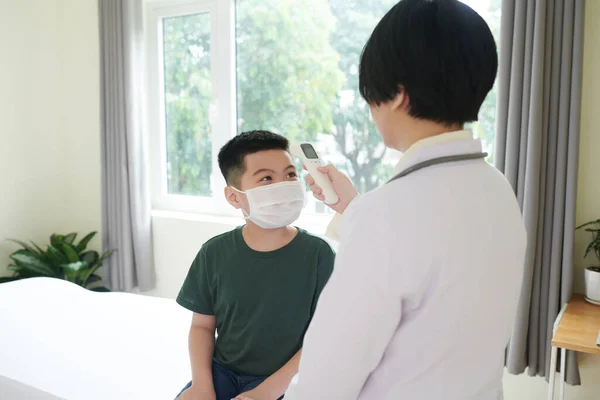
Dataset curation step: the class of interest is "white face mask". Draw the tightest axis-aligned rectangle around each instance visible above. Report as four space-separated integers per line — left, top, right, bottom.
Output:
232 181 306 229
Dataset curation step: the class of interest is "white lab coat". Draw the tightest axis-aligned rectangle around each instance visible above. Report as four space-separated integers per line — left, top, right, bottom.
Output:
286 131 527 400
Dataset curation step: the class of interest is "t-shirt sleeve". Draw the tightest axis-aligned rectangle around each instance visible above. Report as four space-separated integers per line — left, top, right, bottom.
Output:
311 241 335 314
176 247 214 315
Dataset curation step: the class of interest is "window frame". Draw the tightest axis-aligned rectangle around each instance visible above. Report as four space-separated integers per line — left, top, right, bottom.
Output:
145 0 236 217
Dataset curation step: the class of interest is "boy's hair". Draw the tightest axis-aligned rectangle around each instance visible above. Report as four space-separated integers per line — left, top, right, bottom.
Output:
218 130 290 188
359 0 497 126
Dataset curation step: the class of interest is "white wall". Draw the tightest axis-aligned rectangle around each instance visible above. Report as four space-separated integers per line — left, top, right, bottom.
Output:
56 1 103 240
147 212 241 298
573 0 600 295
0 0 101 277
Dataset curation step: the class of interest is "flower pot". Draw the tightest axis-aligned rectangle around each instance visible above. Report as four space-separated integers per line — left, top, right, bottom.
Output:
584 266 600 305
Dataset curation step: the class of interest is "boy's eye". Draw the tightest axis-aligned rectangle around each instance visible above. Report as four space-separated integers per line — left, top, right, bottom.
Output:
287 172 298 178
260 176 272 182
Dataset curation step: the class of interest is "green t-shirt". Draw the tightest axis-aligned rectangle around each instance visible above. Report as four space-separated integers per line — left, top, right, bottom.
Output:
176 227 335 376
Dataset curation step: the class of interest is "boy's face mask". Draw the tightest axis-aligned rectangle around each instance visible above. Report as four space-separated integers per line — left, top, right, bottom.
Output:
232 181 306 229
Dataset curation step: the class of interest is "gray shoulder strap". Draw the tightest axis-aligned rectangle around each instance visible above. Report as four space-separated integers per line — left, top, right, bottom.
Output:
387 152 488 184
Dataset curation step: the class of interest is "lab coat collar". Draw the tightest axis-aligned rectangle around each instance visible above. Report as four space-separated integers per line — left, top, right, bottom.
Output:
392 130 482 176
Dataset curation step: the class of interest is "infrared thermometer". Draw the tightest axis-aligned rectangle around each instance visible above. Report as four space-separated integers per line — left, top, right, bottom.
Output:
290 142 339 205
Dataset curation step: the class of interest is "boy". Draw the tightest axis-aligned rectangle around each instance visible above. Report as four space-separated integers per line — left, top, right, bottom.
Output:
285 0 526 399
176 131 335 400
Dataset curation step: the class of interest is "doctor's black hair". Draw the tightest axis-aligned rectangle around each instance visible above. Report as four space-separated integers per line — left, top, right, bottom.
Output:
218 130 290 188
359 0 498 126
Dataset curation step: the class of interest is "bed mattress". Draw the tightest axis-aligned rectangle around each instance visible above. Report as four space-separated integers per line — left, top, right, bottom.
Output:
0 278 192 399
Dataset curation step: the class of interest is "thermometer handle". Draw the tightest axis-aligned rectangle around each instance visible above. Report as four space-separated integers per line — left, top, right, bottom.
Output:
304 160 339 205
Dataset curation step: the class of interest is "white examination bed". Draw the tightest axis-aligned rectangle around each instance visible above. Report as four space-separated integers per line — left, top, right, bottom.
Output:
0 278 192 400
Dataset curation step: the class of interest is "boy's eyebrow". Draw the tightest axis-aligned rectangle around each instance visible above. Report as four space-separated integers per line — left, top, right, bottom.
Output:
252 165 296 176
253 168 275 176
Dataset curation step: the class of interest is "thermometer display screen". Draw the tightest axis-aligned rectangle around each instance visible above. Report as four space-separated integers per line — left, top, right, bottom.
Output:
301 144 319 159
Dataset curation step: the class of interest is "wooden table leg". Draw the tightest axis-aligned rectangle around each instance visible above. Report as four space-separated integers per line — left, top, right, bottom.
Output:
548 345 558 400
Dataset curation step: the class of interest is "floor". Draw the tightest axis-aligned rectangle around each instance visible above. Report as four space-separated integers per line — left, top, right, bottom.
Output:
503 353 600 399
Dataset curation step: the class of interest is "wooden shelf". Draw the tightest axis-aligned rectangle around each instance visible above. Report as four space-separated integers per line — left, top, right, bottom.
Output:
551 294 600 355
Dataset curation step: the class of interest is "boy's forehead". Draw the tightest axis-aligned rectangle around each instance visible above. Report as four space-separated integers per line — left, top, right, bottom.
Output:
243 149 294 172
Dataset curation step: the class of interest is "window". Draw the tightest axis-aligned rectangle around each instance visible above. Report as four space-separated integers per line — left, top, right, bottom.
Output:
146 0 501 216
163 11 212 197
460 0 501 162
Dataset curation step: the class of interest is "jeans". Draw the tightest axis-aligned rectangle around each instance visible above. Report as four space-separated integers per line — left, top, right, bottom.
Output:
176 360 284 400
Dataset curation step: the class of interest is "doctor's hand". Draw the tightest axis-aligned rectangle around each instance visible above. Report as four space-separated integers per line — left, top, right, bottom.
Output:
304 164 358 214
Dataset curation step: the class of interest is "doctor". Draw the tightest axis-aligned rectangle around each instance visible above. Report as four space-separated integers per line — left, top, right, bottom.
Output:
284 1 527 399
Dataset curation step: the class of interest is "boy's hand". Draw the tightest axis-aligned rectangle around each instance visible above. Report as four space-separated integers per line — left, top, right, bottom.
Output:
177 386 216 400
304 164 358 214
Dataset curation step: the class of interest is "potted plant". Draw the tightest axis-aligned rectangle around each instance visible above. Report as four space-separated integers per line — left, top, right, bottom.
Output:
576 219 600 305
1 231 115 291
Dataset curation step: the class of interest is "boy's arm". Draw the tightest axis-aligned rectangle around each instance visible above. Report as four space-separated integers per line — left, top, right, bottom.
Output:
183 313 217 399
234 349 302 400
177 246 218 399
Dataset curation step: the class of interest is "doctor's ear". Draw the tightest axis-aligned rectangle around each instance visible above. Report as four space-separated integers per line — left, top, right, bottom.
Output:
391 86 409 112
224 186 243 209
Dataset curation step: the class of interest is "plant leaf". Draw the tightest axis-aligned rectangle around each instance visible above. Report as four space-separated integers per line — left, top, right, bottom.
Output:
60 261 88 273
10 250 55 277
90 286 111 292
30 241 44 254
0 276 22 284
6 239 38 254
75 232 97 253
41 246 65 276
584 241 599 259
50 234 64 247
576 219 600 230
61 243 79 263
63 233 77 245
46 245 67 264
8 264 39 279
98 249 116 264
60 261 89 284
46 244 63 264
80 251 99 266
81 264 101 286
85 274 102 286
80 250 114 286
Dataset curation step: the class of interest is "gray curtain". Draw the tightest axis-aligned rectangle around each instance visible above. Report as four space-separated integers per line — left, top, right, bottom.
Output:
99 0 156 292
496 0 585 385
